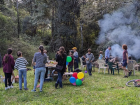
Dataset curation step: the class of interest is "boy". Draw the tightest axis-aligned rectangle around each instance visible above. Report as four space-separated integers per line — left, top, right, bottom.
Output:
122 44 129 78
68 50 74 72
85 48 94 76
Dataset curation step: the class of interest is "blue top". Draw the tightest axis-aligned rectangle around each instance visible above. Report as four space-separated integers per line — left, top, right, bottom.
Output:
33 52 47 68
99 54 103 60
105 49 110 58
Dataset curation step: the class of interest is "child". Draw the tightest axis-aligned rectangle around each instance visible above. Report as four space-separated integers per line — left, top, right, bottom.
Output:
85 48 94 76
2 48 15 90
14 51 28 90
122 44 129 78
81 55 86 65
98 51 103 60
68 50 74 72
128 56 132 76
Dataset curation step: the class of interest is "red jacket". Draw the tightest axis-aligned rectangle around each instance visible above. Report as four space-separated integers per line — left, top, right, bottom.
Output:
2 54 15 73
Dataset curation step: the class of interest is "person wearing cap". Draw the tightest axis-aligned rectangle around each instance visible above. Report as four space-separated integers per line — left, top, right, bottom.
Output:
105 47 111 64
72 47 79 69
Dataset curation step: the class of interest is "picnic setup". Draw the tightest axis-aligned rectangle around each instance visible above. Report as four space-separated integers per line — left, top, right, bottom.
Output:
1 0 140 104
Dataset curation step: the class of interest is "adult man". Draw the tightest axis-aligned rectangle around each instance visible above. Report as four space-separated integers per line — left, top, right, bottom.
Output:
72 47 79 69
105 47 111 63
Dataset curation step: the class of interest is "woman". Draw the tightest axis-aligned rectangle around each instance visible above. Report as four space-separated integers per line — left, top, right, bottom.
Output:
55 47 66 89
2 48 15 90
32 45 47 92
14 51 28 90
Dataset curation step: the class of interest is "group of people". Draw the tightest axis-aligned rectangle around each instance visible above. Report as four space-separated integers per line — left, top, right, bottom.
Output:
104 44 130 78
1 45 85 91
1 44 131 91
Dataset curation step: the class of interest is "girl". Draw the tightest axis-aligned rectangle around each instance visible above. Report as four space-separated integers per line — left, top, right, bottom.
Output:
98 51 103 60
2 48 15 90
55 47 66 89
122 44 129 78
32 45 47 92
14 51 28 90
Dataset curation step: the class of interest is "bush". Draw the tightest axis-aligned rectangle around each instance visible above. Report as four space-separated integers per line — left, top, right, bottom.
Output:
7 38 38 65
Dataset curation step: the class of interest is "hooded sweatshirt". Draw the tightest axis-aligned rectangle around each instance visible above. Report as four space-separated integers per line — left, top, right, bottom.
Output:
85 53 94 64
2 54 15 73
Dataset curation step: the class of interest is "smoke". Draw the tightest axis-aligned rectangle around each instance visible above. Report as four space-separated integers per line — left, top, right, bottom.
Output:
96 1 140 59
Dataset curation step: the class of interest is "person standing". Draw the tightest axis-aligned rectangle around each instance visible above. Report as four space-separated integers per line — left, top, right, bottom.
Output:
32 45 47 92
2 48 15 90
122 44 129 78
72 47 79 69
105 47 111 63
14 51 28 90
68 50 74 72
85 48 94 76
55 47 66 89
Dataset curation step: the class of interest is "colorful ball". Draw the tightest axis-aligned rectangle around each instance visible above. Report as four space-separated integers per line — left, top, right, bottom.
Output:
66 62 68 66
69 77 76 83
85 71 87 73
76 79 82 86
66 56 72 62
77 72 84 79
72 83 76 86
81 78 84 81
72 72 78 79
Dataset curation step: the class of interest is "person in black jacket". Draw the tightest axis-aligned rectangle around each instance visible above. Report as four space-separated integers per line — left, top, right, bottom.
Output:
55 47 66 89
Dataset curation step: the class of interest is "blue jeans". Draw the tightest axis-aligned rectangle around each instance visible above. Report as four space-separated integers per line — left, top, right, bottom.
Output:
19 69 27 89
56 72 63 88
33 67 46 90
86 63 92 75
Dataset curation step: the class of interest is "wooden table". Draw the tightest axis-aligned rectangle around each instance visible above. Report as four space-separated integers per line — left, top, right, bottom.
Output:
45 63 56 80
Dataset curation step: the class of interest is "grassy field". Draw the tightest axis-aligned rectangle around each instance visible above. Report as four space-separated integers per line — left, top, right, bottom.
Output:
0 67 140 105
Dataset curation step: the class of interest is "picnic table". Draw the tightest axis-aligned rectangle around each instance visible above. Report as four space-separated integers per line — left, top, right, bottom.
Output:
45 61 57 80
45 61 73 81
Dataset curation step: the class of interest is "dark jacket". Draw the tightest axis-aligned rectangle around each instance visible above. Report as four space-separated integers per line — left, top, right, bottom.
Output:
56 54 66 73
2 54 15 73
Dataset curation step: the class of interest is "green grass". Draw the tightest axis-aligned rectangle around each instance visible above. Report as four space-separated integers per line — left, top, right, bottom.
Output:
1 67 140 105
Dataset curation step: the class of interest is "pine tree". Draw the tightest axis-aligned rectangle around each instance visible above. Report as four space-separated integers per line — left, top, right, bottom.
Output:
51 0 80 51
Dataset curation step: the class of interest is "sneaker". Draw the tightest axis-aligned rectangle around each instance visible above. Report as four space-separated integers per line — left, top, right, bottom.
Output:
55 83 58 89
129 72 131 76
24 88 28 90
31 89 36 92
123 76 128 78
5 87 10 90
19 89 22 90
40 90 43 92
9 85 13 89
